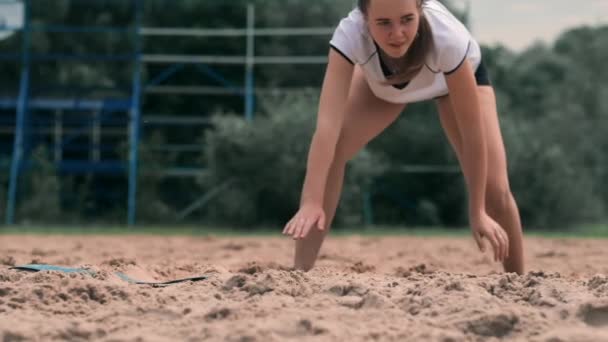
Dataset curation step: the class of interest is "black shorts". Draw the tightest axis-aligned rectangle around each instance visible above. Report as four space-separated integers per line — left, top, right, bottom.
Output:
435 60 491 100
474 60 491 86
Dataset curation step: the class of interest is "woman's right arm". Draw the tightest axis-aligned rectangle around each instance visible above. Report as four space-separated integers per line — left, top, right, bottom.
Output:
300 49 355 206
283 49 354 239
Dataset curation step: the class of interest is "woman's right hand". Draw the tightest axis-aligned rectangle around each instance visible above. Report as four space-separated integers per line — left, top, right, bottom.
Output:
282 203 326 240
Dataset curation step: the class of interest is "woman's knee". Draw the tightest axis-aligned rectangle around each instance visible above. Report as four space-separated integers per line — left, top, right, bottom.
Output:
333 139 361 165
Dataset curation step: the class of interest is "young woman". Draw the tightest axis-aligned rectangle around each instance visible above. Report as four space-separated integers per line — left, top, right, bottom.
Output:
282 0 525 275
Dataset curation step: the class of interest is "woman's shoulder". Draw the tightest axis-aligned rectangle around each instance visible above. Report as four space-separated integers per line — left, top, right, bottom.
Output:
423 0 475 72
340 8 367 35
330 8 376 65
423 0 472 43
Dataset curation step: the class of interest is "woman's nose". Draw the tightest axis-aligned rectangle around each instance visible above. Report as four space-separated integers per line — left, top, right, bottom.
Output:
391 25 405 38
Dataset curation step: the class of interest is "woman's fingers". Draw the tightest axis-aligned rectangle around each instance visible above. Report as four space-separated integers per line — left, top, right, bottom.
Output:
283 205 326 239
487 229 500 262
283 208 326 240
298 218 314 239
495 229 506 262
284 216 318 240
492 229 501 262
502 228 510 259
292 219 305 240
494 225 510 262
283 219 294 235
284 217 300 237
476 223 510 263
473 231 485 252
282 220 293 235
317 212 326 231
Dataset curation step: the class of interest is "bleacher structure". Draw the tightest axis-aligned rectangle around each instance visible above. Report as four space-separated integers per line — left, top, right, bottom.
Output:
0 0 143 225
0 0 333 225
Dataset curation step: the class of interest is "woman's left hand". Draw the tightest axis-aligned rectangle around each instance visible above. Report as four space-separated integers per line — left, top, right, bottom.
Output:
470 212 509 262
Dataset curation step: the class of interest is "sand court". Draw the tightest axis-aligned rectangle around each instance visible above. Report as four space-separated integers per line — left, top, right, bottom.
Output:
1 234 607 341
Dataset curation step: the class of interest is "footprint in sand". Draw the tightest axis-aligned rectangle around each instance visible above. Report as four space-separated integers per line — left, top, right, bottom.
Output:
463 313 519 338
55 326 95 340
360 292 389 309
578 301 608 327
350 261 376 273
223 275 248 291
328 283 369 297
336 290 389 310
237 262 289 275
222 274 273 296
0 256 16 266
2 331 29 341
0 286 12 297
394 264 435 278
103 258 137 267
222 242 245 251
205 307 232 321
587 275 608 294
243 280 273 296
295 319 327 336
535 251 568 258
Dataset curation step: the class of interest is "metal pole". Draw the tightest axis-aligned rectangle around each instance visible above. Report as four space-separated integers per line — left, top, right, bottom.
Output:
127 0 143 226
6 0 30 225
54 110 62 163
92 110 100 162
244 3 255 122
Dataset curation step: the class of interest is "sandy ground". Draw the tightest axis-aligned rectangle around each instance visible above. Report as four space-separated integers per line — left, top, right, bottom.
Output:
0 234 607 342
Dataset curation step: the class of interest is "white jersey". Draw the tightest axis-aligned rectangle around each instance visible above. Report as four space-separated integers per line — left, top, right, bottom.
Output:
329 0 482 104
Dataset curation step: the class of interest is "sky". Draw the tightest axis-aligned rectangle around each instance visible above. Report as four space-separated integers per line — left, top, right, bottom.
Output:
456 0 608 51
1 0 607 51
0 0 23 40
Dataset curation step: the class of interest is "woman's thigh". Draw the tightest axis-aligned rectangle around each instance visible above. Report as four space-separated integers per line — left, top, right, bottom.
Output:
334 66 406 163
435 86 509 186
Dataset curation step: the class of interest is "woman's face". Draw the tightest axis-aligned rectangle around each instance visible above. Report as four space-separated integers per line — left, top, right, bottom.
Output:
364 0 421 58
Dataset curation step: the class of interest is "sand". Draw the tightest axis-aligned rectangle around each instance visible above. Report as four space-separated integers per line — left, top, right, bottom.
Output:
0 234 607 341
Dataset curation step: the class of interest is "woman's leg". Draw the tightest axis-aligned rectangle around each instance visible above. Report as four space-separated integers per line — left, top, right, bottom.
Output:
294 66 406 271
435 86 525 275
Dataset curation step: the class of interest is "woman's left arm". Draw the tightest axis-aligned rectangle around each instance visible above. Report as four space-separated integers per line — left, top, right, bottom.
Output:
444 60 486 221
445 59 507 262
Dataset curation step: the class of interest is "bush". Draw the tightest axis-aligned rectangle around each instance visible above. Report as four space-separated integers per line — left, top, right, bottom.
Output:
135 132 180 223
504 117 604 229
200 91 388 227
365 103 466 227
12 146 94 224
17 147 63 223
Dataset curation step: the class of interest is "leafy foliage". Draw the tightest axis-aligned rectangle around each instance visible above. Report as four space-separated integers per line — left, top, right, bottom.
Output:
1 1 606 229
200 91 387 227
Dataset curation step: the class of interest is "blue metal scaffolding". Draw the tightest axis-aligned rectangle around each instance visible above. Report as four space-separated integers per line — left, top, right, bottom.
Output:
1 0 340 225
1 0 143 225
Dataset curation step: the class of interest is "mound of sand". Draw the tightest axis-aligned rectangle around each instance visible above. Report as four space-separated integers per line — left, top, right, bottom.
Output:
1 235 607 341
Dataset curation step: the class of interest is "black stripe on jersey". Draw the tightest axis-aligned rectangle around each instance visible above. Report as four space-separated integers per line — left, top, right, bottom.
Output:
330 44 354 65
444 40 471 75
361 50 378 65
433 59 493 99
425 63 440 74
373 41 410 90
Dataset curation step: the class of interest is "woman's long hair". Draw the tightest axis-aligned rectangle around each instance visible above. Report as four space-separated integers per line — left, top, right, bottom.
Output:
358 0 434 85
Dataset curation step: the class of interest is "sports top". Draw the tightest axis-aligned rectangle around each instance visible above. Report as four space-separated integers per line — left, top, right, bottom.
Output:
329 0 482 103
